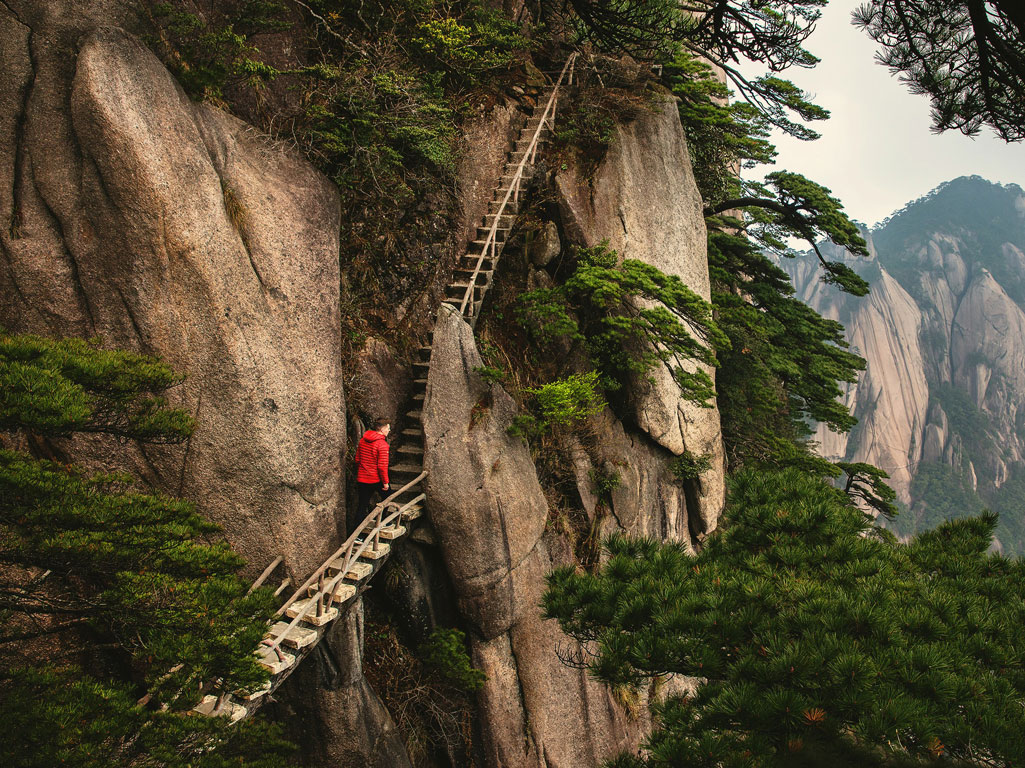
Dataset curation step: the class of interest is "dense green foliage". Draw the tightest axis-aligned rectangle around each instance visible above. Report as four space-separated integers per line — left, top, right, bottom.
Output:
0 332 288 767
518 243 725 407
545 468 1025 767
854 0 1025 142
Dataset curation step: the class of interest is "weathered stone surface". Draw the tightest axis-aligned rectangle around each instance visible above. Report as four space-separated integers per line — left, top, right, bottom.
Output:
531 220 562 266
423 305 649 765
554 92 725 528
352 337 412 426
473 535 644 768
0 15 344 576
271 604 413 768
422 304 548 638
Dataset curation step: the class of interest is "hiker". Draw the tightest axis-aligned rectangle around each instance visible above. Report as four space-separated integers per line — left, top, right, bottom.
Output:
352 417 391 537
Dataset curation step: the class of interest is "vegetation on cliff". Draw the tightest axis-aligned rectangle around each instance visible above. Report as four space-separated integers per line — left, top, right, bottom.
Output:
546 468 1025 767
0 332 289 767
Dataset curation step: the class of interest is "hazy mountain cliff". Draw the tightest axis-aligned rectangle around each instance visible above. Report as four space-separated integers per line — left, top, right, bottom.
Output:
787 176 1025 552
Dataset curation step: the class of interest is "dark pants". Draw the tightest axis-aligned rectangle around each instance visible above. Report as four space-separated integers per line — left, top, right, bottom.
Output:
352 481 384 537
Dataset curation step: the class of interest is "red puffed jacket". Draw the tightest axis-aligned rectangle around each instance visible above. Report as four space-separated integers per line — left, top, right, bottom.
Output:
355 429 390 485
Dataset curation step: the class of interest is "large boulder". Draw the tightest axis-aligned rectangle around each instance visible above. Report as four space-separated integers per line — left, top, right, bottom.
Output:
0 10 344 577
555 92 725 530
422 305 649 766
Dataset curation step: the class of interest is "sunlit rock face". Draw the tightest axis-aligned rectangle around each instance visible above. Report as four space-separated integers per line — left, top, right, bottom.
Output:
555 92 725 533
786 177 1025 550
0 6 344 577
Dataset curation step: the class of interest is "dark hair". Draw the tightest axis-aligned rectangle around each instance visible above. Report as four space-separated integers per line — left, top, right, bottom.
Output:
374 417 391 429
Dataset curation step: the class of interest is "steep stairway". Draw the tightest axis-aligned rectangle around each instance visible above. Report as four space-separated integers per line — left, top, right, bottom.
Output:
194 53 577 722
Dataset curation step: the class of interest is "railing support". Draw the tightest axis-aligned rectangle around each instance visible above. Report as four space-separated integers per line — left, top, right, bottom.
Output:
458 53 578 318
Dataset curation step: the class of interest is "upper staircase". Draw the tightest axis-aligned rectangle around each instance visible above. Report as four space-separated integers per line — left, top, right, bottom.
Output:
194 53 577 722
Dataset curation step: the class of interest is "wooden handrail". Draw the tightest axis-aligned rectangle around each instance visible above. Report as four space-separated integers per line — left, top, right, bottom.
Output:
262 491 426 655
275 472 428 618
458 53 578 317
247 555 284 594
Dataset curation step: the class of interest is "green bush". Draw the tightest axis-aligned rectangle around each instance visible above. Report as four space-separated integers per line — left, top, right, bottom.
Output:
527 372 605 429
668 450 712 481
419 627 486 692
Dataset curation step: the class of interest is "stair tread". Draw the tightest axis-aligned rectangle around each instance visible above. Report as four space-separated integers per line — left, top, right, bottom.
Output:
266 621 319 649
390 462 423 473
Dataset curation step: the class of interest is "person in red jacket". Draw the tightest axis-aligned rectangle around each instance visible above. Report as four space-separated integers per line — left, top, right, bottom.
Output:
352 417 391 537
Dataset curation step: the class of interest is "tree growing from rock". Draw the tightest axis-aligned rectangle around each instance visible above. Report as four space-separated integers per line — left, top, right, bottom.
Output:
854 0 1025 142
0 331 289 768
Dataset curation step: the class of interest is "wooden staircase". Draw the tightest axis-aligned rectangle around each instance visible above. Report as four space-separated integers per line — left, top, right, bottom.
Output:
194 54 577 723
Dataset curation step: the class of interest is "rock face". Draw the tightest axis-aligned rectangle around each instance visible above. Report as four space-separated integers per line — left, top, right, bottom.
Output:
786 240 930 505
0 4 344 577
423 306 649 767
555 92 725 531
787 177 1025 548
1 4 728 764
417 94 724 766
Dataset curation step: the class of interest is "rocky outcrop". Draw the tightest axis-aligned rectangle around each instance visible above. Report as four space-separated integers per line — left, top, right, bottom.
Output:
0 5 344 577
423 305 648 767
555 92 725 530
271 606 413 768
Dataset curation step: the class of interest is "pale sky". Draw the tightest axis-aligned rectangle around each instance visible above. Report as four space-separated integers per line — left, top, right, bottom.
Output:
750 0 1025 227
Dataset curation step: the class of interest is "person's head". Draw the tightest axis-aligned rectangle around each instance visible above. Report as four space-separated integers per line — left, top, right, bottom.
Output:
375 417 391 436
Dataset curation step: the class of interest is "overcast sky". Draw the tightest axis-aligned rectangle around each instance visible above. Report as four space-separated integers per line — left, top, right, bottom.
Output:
752 0 1025 227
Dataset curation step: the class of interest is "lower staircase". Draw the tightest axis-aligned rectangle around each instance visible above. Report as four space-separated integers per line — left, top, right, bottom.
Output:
194 53 577 722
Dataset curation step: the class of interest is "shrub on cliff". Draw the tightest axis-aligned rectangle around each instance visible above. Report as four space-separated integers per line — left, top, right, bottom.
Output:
544 468 1025 767
0 331 289 767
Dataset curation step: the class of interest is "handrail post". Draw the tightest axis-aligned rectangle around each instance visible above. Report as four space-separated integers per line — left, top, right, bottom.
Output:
316 572 325 617
372 506 382 553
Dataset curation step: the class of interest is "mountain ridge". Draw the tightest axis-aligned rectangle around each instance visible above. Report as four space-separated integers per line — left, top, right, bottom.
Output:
785 176 1025 552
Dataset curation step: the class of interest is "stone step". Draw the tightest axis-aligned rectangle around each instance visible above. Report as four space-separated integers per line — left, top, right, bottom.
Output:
238 680 272 701
401 504 424 521
446 281 486 298
194 695 248 721
379 524 407 540
255 646 296 675
453 267 493 282
390 462 424 476
482 212 516 227
411 392 425 403
359 541 390 560
514 137 545 152
326 558 373 581
400 427 423 440
397 443 423 456
265 621 319 650
415 345 432 361
286 596 340 626
461 251 495 268
476 226 509 242
489 198 521 213
404 409 422 421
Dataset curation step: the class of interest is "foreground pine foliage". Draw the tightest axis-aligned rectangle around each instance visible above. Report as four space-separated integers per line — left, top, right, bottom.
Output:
544 468 1025 767
0 331 291 767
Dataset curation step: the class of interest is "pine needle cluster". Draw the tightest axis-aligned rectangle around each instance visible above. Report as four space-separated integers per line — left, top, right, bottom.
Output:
544 468 1025 767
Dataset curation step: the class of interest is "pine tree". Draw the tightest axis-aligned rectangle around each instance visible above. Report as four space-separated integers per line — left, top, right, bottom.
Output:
0 331 292 767
854 0 1025 142
517 242 727 407
544 468 1025 767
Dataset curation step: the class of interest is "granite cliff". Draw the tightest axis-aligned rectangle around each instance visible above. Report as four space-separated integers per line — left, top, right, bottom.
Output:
786 177 1025 551
0 2 724 764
